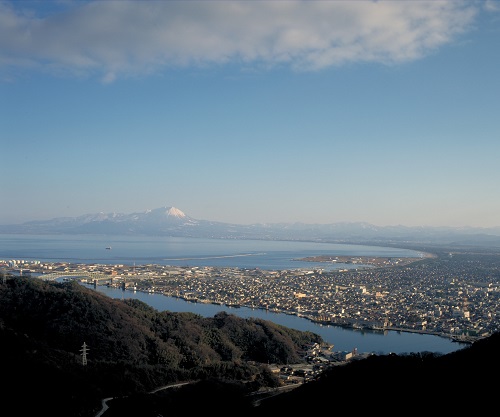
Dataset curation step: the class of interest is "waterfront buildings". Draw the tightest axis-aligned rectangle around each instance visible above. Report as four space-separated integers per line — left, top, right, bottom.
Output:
3 252 498 342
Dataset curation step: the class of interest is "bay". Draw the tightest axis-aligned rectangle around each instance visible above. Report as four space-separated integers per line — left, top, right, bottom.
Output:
1 233 466 355
0 233 426 271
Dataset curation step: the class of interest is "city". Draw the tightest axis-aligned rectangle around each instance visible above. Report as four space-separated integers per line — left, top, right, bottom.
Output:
4 249 499 344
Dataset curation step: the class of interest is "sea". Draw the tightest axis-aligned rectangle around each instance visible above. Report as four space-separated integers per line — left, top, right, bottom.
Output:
0 233 428 270
0 233 468 355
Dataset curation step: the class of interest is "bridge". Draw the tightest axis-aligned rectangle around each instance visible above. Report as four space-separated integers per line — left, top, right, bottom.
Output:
40 271 115 283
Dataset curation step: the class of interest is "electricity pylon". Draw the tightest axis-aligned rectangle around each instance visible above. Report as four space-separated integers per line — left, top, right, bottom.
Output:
80 342 89 366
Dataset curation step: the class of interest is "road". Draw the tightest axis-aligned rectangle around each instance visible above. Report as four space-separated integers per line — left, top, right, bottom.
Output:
94 382 190 417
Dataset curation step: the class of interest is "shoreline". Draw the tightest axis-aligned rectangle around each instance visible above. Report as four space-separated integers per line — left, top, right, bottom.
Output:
10 250 482 348
295 253 436 269
112 284 476 346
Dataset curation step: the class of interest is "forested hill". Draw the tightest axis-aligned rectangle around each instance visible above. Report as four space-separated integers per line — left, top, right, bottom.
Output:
0 277 321 417
1 276 499 417
257 331 500 415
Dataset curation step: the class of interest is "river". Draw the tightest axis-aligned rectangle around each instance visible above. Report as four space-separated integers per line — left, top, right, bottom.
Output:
86 283 468 355
1 233 468 355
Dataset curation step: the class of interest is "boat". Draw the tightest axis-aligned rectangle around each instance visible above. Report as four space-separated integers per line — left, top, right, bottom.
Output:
105 247 112 250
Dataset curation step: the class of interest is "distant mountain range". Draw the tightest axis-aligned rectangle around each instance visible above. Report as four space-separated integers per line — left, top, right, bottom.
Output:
2 206 500 248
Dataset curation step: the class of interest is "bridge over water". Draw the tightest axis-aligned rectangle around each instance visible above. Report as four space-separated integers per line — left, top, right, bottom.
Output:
40 271 116 283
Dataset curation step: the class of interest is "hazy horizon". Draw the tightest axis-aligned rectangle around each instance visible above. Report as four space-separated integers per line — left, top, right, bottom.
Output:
2 204 500 231
2 1 500 228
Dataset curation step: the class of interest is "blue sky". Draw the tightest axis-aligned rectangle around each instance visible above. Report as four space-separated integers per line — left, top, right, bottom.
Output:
1 0 500 228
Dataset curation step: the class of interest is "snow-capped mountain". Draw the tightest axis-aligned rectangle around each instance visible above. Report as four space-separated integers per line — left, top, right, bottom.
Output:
165 207 186 218
1 206 500 248
0 206 199 236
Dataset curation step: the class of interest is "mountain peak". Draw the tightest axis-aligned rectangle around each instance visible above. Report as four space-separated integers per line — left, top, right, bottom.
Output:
166 206 186 218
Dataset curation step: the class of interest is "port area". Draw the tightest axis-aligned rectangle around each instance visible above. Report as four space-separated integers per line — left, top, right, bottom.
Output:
295 254 434 268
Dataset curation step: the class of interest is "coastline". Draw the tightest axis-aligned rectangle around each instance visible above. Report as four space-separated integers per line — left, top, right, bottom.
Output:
5 239 484 350
295 253 436 269
112 284 477 345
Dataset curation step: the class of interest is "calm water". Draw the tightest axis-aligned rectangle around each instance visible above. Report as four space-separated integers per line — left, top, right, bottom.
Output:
0 233 426 271
87 284 467 355
1 233 466 354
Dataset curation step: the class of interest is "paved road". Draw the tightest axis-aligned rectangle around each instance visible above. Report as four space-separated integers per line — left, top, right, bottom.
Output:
94 382 190 417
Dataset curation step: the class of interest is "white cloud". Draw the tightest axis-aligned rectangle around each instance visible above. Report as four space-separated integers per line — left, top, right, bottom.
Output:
484 0 500 13
0 0 478 81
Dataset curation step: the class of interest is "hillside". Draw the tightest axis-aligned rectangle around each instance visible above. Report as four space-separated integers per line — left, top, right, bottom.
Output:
1 275 499 416
102 334 500 416
0 276 321 416
256 332 500 414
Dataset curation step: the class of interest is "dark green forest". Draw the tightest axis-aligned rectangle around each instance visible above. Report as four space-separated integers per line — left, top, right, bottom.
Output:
1 276 499 416
0 276 321 416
